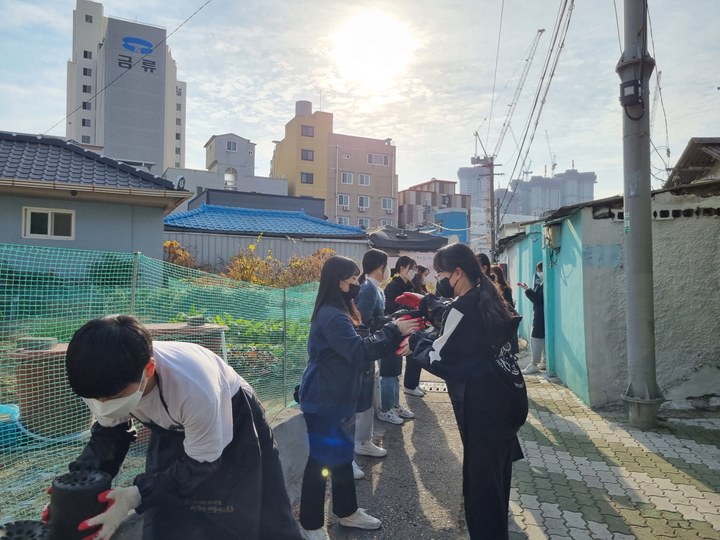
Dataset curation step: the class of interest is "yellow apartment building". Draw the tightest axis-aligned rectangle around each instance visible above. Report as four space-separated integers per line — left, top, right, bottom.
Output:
271 101 398 230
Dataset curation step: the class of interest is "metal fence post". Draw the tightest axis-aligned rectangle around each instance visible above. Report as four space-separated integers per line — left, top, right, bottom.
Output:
129 251 141 315
283 287 288 407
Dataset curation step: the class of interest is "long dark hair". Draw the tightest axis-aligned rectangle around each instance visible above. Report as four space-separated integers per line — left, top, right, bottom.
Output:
358 248 387 284
392 255 416 277
434 243 514 349
412 265 428 294
491 264 510 292
312 256 361 323
476 252 492 277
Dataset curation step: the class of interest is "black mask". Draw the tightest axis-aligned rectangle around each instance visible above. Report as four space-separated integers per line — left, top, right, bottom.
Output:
343 283 361 301
436 276 455 298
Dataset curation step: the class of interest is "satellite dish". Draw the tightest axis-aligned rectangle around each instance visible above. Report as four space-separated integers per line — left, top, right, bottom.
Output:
174 175 186 190
449 234 460 243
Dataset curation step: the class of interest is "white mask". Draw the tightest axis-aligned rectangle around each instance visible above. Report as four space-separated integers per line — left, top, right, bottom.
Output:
83 371 148 420
406 269 416 280
382 266 391 281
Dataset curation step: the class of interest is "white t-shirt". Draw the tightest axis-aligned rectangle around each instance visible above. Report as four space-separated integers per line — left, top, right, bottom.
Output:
94 341 243 463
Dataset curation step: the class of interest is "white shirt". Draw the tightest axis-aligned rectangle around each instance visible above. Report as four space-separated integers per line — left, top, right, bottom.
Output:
95 341 243 463
367 276 381 287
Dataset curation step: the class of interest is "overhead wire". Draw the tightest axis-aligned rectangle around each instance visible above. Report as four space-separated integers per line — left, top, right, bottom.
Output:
485 0 506 146
45 0 215 134
497 0 574 224
611 0 623 54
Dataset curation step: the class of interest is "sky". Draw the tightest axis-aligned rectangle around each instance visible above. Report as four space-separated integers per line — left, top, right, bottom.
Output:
1 0 719 201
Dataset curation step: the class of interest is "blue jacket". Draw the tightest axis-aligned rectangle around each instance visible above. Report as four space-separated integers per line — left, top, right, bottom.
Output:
355 279 385 322
299 304 401 418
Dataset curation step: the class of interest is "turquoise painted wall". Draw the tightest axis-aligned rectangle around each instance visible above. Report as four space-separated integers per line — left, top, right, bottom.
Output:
546 212 590 404
513 224 544 342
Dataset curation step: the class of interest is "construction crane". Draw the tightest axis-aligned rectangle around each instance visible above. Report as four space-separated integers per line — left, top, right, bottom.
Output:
522 160 533 181
545 130 557 177
471 29 545 257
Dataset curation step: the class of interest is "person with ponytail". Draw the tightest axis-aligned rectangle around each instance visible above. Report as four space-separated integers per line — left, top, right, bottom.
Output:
351 249 393 480
377 256 419 423
403 243 528 540
297 256 420 540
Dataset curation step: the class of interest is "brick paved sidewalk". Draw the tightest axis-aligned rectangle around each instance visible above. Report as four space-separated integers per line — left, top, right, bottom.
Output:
510 373 720 540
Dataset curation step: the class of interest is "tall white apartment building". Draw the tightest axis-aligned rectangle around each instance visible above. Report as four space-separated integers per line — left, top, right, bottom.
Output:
66 0 186 173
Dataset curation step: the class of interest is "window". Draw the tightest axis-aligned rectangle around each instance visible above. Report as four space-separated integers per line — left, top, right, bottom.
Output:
176 118 181 126
367 153 390 166
175 133 181 140
82 85 92 93
441 195 451 205
23 207 75 240
85 14 93 23
82 101 91 110
338 217 350 226
341 172 353 184
381 219 393 226
358 196 370 208
81 118 91 127
224 168 237 189
358 218 370 229
359 174 370 186
176 104 182 111
83 50 92 59
301 149 314 161
175 147 181 155
381 198 393 210
227 141 237 152
301 125 314 137
83 68 92 76
301 173 314 184
175 162 180 167
81 136 90 144
176 86 183 97
338 194 350 207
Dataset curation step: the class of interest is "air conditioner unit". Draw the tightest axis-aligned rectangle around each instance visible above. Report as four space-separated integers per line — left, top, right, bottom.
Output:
358 207 367 212
342 205 350 211
386 209 393 214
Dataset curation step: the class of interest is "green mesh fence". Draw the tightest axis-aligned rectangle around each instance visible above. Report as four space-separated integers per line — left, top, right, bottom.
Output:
0 242 317 522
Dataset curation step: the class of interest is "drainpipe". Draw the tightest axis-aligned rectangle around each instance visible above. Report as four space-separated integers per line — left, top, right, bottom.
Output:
616 0 663 429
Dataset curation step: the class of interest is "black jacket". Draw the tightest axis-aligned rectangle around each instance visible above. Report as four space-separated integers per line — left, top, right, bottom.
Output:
524 283 545 338
383 275 414 315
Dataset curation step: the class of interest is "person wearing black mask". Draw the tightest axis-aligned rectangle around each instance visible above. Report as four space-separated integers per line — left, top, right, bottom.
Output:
297 256 420 540
401 243 528 540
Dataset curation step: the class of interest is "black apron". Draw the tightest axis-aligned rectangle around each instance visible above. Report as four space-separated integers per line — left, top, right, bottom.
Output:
137 375 303 540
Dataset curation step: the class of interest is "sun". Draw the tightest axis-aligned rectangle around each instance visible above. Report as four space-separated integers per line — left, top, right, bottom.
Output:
331 10 416 91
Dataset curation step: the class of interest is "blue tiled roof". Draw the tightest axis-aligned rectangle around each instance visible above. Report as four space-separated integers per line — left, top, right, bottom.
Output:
0 131 176 190
165 204 367 237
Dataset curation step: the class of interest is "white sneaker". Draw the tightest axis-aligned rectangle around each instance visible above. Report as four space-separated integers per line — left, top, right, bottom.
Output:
355 440 387 457
522 364 539 375
403 386 425 396
299 526 330 540
537 362 546 370
352 460 365 480
394 404 415 419
376 409 403 424
338 508 382 530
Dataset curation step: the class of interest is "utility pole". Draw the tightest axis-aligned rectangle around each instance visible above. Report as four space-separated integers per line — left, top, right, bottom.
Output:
488 157 496 257
616 0 663 429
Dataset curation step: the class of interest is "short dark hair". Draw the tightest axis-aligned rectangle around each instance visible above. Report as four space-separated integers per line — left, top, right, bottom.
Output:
65 315 152 398
311 256 361 323
392 255 416 276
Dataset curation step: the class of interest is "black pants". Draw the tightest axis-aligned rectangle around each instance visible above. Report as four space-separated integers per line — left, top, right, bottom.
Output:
299 456 357 530
403 355 423 389
300 413 357 530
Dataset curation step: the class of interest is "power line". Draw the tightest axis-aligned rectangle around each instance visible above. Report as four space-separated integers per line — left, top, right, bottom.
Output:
486 0 506 146
497 0 575 224
611 0 623 54
45 0 215 135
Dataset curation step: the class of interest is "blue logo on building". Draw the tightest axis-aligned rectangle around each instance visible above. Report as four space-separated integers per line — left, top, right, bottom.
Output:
122 37 153 54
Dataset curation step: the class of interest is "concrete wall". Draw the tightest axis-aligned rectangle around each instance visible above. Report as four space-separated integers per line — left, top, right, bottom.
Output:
164 231 368 271
0 195 164 258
